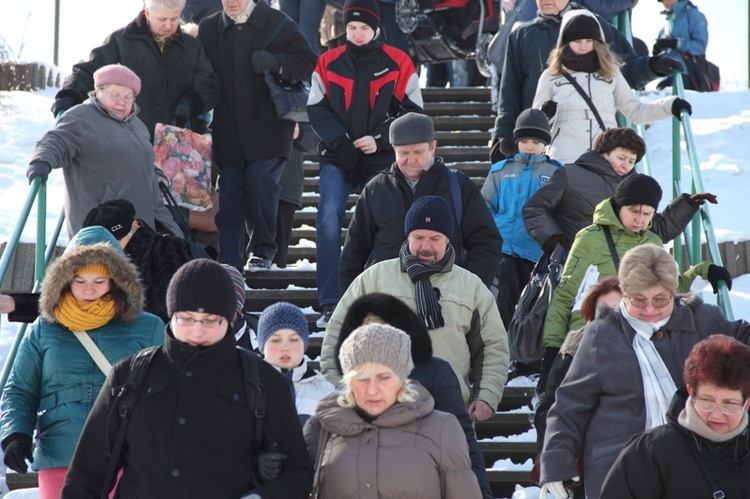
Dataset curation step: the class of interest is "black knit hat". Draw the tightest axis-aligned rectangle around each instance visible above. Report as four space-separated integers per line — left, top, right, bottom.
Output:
613 173 663 210
561 11 604 45
389 112 435 146
82 199 136 240
404 195 454 238
167 259 237 321
514 108 552 146
343 0 381 31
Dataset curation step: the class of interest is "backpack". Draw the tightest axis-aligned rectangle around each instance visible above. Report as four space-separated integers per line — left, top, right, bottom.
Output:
100 346 267 498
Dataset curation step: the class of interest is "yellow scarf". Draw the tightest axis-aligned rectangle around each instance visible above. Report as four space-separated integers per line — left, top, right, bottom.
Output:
54 292 116 331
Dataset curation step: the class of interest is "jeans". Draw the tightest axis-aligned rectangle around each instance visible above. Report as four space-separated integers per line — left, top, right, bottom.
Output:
492 253 535 329
316 163 374 306
216 157 286 271
278 0 327 55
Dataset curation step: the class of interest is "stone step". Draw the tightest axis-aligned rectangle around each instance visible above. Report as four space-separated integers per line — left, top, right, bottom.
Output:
488 470 535 499
287 227 346 246
299 193 358 210
246 269 317 290
246 287 319 311
424 101 493 117
291 211 351 230
480 441 538 465
302 160 490 178
476 412 534 439
422 86 492 103
432 115 494 131
301 175 485 192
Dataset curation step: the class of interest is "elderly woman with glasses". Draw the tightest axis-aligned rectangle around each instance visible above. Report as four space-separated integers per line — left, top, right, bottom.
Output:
601 335 750 498
26 64 182 238
539 244 750 499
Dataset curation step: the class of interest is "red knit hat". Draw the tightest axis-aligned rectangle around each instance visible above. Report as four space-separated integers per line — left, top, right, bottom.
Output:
93 64 141 96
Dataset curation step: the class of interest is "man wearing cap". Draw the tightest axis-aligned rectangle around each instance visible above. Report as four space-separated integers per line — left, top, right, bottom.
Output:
322 196 509 421
197 0 317 272
339 112 502 298
308 0 422 327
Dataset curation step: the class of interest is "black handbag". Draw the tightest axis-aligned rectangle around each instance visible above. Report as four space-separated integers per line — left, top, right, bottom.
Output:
507 244 565 363
681 52 721 92
260 17 310 122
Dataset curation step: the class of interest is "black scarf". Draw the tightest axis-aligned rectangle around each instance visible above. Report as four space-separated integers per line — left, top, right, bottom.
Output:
561 45 600 73
399 240 452 330
346 35 384 58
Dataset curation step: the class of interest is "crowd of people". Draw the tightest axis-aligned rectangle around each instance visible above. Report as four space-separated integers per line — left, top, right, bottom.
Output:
2 0 744 498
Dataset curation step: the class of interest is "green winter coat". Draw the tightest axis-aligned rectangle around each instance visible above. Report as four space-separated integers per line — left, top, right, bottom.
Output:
543 198 709 348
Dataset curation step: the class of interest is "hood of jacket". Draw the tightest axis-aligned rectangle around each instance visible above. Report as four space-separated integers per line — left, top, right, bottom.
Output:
336 292 434 375
40 227 144 324
572 150 622 179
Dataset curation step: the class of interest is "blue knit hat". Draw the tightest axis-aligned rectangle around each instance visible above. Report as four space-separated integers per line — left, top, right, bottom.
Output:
258 302 309 352
404 195 454 239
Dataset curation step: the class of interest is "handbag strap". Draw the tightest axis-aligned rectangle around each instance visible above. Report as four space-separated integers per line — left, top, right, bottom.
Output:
602 226 620 271
260 17 291 52
684 433 726 499
310 424 329 498
73 331 112 376
561 70 607 133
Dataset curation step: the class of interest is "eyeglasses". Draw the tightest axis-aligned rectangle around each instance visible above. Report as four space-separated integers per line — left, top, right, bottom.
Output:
625 294 673 309
173 315 224 329
98 89 136 104
693 396 748 416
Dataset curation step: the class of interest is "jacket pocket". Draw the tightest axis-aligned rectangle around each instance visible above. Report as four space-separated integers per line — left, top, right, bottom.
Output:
128 378 168 435
213 385 253 439
36 418 70 439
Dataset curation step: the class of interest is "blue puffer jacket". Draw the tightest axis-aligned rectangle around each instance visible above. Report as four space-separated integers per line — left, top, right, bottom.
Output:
658 0 708 57
481 153 562 262
0 227 164 470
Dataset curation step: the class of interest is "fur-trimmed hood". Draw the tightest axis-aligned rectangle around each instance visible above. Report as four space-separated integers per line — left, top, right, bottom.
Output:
335 293 433 375
40 227 144 324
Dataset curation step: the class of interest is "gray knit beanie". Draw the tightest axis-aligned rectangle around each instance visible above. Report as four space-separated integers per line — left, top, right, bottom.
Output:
257 301 310 352
389 112 435 146
339 324 414 379
514 108 552 146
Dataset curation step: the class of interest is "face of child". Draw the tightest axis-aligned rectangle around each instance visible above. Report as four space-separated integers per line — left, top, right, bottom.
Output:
517 138 546 155
263 329 305 369
569 39 594 55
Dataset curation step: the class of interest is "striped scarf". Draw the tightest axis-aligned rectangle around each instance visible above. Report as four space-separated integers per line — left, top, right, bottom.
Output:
399 240 452 330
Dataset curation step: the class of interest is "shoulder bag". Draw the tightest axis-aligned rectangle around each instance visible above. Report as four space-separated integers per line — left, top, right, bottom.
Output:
261 17 310 122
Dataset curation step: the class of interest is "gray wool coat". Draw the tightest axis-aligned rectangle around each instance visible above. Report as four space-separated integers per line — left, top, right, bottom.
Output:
540 294 750 499
30 97 180 238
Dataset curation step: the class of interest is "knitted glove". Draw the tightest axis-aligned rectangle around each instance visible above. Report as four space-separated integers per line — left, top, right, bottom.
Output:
172 96 192 128
26 161 52 185
649 56 683 76
256 442 287 483
541 100 558 119
2 433 33 474
671 98 692 119
684 192 718 208
543 234 569 254
51 96 75 118
707 264 732 293
652 38 678 55
251 50 281 74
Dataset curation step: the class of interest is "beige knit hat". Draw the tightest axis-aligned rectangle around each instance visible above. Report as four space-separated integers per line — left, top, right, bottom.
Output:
339 324 415 379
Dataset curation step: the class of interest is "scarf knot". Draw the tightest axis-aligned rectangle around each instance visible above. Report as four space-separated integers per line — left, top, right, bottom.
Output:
54 291 117 332
400 240 451 330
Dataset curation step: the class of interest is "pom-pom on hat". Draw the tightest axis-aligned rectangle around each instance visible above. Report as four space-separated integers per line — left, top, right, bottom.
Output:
82 199 136 241
404 195 454 239
167 259 236 322
93 64 142 96
343 0 381 31
514 108 552 146
257 302 310 352
613 173 663 211
339 324 414 379
559 10 604 46
389 112 435 147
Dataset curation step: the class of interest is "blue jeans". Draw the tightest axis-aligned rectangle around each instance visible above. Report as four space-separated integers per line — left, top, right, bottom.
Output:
278 0 326 55
216 157 286 271
316 163 374 305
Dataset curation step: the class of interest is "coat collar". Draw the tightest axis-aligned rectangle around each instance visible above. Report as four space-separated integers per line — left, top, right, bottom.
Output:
123 10 187 50
163 322 239 370
218 0 270 32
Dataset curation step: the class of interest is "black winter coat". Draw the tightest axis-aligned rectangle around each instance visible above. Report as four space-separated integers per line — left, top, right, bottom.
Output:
339 158 502 292
198 3 317 167
56 11 221 140
601 387 750 498
522 150 698 248
61 327 313 498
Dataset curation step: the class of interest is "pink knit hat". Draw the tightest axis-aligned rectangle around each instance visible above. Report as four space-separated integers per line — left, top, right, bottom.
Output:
93 64 141 96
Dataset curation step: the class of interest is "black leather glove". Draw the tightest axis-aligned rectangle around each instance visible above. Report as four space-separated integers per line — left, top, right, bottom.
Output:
26 161 52 185
256 442 287 483
172 97 192 128
499 136 519 158
489 139 506 164
652 38 678 55
51 96 75 118
2 433 33 474
684 192 718 208
251 50 281 74
649 56 683 76
336 141 362 174
541 100 558 119
707 264 732 294
543 234 569 254
671 97 692 119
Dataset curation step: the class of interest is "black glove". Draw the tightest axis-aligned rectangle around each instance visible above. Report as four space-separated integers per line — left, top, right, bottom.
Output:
256 442 287 483
649 56 683 76
707 264 732 294
336 142 362 174
538 346 561 394
541 100 558 119
671 97 692 119
51 96 75 118
2 433 33 474
172 97 192 128
684 192 718 208
489 139 506 164
652 38 678 55
251 50 281 74
499 136 519 158
543 234 569 254
26 161 52 185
